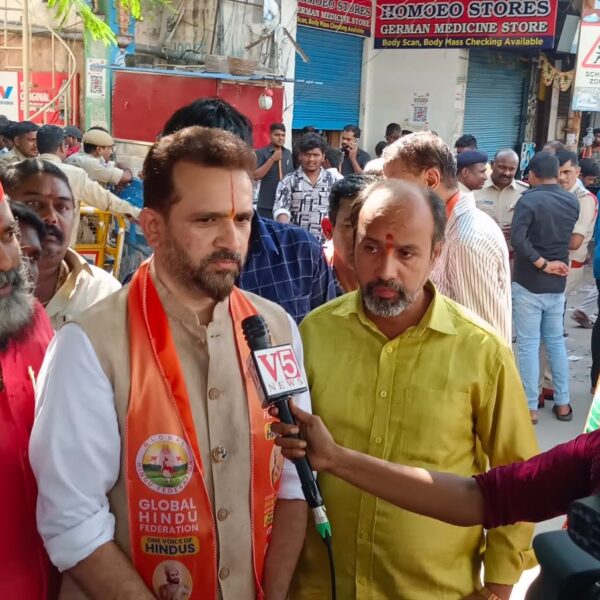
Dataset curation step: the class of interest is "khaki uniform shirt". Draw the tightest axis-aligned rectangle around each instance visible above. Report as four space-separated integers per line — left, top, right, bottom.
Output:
458 181 472 195
0 147 29 167
39 154 141 246
45 248 121 329
569 183 598 264
66 152 125 186
474 177 529 233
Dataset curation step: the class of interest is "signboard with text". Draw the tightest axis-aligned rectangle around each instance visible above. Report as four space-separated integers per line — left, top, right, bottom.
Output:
0 71 77 125
573 3 600 111
297 0 372 37
374 0 558 50
0 71 19 120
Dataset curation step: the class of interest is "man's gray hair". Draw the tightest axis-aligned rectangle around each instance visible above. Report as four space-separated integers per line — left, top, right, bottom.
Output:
383 132 457 188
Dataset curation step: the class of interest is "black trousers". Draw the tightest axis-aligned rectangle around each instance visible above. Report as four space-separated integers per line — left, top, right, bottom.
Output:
591 279 600 388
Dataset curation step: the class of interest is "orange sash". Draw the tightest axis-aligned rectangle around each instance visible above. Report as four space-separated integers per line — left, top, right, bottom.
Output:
126 261 282 599
446 191 461 218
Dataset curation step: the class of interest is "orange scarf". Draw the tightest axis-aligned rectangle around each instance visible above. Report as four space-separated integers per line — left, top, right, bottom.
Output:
446 191 461 218
126 261 282 599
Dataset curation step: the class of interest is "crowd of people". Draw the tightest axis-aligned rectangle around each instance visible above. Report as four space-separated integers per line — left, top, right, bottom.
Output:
0 99 599 600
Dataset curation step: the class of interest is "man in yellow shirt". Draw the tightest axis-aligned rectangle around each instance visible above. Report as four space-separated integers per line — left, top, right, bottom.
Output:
292 179 539 600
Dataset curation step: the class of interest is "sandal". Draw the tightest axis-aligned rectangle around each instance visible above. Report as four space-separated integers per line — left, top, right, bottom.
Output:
552 405 573 422
572 310 594 329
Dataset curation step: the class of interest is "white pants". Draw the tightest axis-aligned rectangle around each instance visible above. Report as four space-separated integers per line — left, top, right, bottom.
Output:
577 286 599 317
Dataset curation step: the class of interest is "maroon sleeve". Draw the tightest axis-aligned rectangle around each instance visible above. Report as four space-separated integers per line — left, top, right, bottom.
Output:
474 431 600 528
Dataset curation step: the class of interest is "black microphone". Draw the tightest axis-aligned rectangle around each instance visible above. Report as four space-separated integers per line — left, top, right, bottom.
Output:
242 314 332 540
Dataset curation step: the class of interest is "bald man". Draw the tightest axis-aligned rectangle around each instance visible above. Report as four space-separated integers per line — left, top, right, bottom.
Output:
291 179 538 600
475 149 528 247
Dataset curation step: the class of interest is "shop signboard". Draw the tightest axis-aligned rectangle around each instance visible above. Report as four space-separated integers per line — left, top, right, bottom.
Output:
0 71 19 120
573 2 600 111
0 71 73 124
374 0 558 50
297 0 372 37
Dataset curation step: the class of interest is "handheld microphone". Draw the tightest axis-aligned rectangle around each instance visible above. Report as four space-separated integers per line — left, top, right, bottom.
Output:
241 315 332 541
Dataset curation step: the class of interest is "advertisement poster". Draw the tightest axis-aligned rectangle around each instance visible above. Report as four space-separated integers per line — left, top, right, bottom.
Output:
0 71 19 120
0 71 72 124
573 1 600 111
21 72 70 125
374 0 558 49
297 0 372 37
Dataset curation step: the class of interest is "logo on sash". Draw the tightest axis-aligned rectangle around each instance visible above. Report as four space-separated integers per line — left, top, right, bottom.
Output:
269 445 284 489
136 434 193 494
152 560 193 600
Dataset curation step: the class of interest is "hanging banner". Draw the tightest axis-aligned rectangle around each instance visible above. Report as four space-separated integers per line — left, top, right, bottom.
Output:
21 72 71 125
297 0 372 37
0 71 19 120
573 4 600 111
374 0 558 49
0 71 75 124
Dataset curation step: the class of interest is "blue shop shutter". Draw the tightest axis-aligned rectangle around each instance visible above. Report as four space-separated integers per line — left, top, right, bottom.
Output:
463 51 529 157
293 26 364 130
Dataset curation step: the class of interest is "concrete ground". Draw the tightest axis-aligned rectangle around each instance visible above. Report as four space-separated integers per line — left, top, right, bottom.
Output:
512 266 596 598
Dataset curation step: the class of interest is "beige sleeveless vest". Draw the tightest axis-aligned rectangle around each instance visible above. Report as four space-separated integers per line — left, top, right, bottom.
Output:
59 279 293 600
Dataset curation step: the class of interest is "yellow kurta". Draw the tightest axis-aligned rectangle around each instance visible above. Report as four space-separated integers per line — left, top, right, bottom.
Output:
293 286 539 600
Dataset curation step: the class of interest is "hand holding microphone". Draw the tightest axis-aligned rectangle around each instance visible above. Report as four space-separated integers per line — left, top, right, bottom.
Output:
242 315 337 599
269 400 340 474
241 315 332 539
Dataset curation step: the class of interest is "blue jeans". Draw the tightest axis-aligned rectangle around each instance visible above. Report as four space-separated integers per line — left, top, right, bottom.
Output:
512 282 570 410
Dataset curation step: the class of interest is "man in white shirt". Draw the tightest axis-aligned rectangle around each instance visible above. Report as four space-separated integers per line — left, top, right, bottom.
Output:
474 149 528 248
37 125 140 246
457 150 488 194
1 159 120 328
383 132 512 343
29 126 310 599
323 147 344 182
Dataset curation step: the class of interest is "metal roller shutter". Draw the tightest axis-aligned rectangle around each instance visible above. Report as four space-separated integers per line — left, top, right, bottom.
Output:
293 26 364 130
463 51 530 156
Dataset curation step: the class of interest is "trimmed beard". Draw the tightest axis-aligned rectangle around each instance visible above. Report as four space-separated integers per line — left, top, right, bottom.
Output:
0 259 35 349
162 233 244 302
362 278 416 318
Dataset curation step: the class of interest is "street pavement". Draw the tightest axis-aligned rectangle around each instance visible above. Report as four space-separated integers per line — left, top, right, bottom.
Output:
513 267 595 598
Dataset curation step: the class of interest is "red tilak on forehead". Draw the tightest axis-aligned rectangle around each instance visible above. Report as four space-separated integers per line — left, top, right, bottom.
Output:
229 171 235 219
385 233 394 256
0 181 4 202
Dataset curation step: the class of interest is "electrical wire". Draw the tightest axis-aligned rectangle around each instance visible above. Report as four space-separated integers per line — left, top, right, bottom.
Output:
323 531 336 600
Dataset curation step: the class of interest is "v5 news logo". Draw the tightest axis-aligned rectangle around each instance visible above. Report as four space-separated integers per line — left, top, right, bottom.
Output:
253 345 308 399
0 86 14 99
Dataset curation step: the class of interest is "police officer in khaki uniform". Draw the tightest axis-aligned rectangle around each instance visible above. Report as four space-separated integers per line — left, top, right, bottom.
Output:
66 128 133 188
474 148 528 248
36 125 141 246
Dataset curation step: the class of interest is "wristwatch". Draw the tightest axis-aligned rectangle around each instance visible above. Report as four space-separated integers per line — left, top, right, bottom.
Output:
478 587 502 600
537 259 548 271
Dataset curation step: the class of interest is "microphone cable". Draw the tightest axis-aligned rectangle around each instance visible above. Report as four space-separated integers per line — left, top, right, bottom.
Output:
323 530 336 600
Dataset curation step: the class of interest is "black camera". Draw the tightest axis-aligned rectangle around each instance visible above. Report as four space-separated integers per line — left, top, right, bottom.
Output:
527 495 600 599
